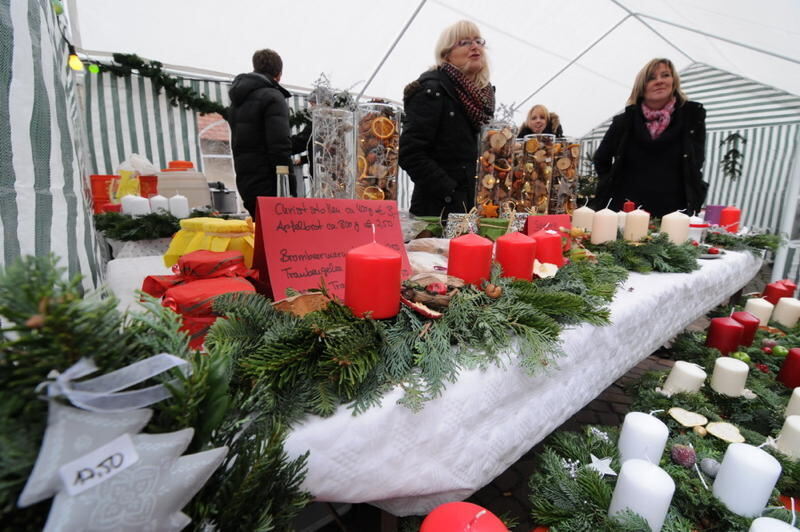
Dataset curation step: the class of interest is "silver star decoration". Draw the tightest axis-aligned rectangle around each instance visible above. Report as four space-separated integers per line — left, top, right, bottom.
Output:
585 454 617 477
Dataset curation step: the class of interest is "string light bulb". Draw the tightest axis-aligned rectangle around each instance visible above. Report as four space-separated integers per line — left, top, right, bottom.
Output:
67 44 83 71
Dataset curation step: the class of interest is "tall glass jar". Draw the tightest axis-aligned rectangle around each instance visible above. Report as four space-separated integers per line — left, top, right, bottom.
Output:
356 103 402 201
474 121 517 214
311 107 357 199
548 137 581 214
514 134 555 213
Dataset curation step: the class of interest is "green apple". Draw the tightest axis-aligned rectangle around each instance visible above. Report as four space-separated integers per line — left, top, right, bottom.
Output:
772 345 789 357
730 351 751 363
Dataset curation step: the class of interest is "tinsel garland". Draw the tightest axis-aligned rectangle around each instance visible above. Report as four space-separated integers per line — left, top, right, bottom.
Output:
528 309 800 530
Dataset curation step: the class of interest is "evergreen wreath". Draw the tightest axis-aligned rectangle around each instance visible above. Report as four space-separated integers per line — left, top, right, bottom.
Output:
704 230 782 254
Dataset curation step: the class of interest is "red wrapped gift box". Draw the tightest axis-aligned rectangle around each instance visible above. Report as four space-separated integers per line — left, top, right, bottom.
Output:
163 277 255 318
142 250 253 298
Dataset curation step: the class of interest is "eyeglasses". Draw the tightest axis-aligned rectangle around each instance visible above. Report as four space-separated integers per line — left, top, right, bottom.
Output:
455 38 486 48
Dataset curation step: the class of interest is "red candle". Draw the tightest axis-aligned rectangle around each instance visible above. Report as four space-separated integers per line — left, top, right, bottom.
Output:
448 233 493 286
531 229 565 267
495 232 536 281
705 316 744 355
763 281 791 305
344 242 400 319
719 206 741 233
781 279 798 298
778 348 800 388
730 311 760 347
622 200 636 213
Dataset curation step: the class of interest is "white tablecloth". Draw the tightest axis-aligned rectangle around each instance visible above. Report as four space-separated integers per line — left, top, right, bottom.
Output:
283 250 762 515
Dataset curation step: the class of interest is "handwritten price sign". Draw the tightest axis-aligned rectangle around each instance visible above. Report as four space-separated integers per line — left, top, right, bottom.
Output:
58 433 139 495
253 198 411 299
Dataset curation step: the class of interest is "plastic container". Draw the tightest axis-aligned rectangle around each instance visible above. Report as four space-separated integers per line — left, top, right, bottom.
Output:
156 169 211 209
474 121 517 214
548 137 580 215
356 102 401 201
514 134 555 213
311 107 357 199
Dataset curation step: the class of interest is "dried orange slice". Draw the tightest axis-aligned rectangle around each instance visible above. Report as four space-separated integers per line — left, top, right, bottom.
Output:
371 117 395 139
362 186 385 200
525 138 539 152
357 155 368 178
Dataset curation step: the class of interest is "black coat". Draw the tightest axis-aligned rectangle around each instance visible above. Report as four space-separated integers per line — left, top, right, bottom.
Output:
399 69 484 217
227 72 293 217
591 100 707 217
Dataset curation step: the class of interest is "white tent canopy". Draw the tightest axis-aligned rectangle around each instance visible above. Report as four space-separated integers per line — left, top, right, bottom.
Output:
68 0 800 136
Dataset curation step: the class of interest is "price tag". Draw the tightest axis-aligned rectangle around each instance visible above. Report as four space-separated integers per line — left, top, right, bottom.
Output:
58 433 139 495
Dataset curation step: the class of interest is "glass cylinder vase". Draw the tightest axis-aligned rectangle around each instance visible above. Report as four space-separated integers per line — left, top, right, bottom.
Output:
474 121 517 216
513 134 555 213
311 107 357 199
548 137 581 214
355 102 402 201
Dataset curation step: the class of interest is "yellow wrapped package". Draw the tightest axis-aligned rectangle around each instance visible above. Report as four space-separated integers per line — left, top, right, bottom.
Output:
197 219 255 267
163 217 215 267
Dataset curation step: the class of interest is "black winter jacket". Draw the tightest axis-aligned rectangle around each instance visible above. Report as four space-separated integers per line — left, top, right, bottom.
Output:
591 100 707 217
399 69 485 217
227 72 292 217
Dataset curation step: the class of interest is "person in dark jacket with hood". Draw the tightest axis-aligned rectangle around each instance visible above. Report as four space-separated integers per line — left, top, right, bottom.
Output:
591 58 707 217
517 104 563 138
399 20 495 218
227 48 293 218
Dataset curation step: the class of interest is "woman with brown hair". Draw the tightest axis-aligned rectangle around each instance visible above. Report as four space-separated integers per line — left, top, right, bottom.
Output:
591 58 707 217
399 20 495 217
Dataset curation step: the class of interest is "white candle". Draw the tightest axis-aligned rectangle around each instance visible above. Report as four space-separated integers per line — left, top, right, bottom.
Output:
660 211 690 244
617 211 627 231
786 388 800 417
120 195 150 216
169 194 190 219
571 205 595 232
662 361 706 395
710 357 749 397
744 297 774 326
687 215 708 243
149 194 169 213
776 415 800 459
624 209 650 242
591 208 618 244
608 459 675 532
773 297 800 328
749 517 799 531
618 412 669 464
713 443 782 517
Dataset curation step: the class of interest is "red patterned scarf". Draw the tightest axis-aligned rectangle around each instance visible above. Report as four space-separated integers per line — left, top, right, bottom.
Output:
641 98 676 139
440 63 495 129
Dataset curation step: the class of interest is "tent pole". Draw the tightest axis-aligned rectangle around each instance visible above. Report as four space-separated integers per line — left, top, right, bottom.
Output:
356 0 428 103
771 128 800 282
513 14 632 113
610 0 693 62
636 13 800 66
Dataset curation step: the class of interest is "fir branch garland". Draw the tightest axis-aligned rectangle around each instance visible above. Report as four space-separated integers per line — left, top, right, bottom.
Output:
94 209 227 241
705 230 782 254
586 233 701 273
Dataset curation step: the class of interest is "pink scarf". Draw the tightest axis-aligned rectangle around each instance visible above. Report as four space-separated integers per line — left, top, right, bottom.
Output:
641 98 676 139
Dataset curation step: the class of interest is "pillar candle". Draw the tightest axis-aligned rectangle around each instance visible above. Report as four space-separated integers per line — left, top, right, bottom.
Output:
731 311 760 347
781 279 798 298
622 200 636 213
344 242 400 319
662 361 706 395
710 357 749 397
608 459 675 532
590 208 618 244
623 209 650 242
660 211 690 244
713 443 782 517
495 232 536 281
531 229 564 267
776 415 800 459
773 297 800 328
571 205 594 232
763 282 791 305
149 194 169 213
744 298 774 326
720 206 741 233
778 349 800 389
749 517 799 531
705 204 724 226
705 317 744 355
448 233 493 286
617 211 626 231
169 194 190 219
618 412 669 464
785 388 800 417
120 195 150 215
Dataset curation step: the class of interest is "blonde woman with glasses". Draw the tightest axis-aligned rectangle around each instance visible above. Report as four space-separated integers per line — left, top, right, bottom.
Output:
399 20 495 217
